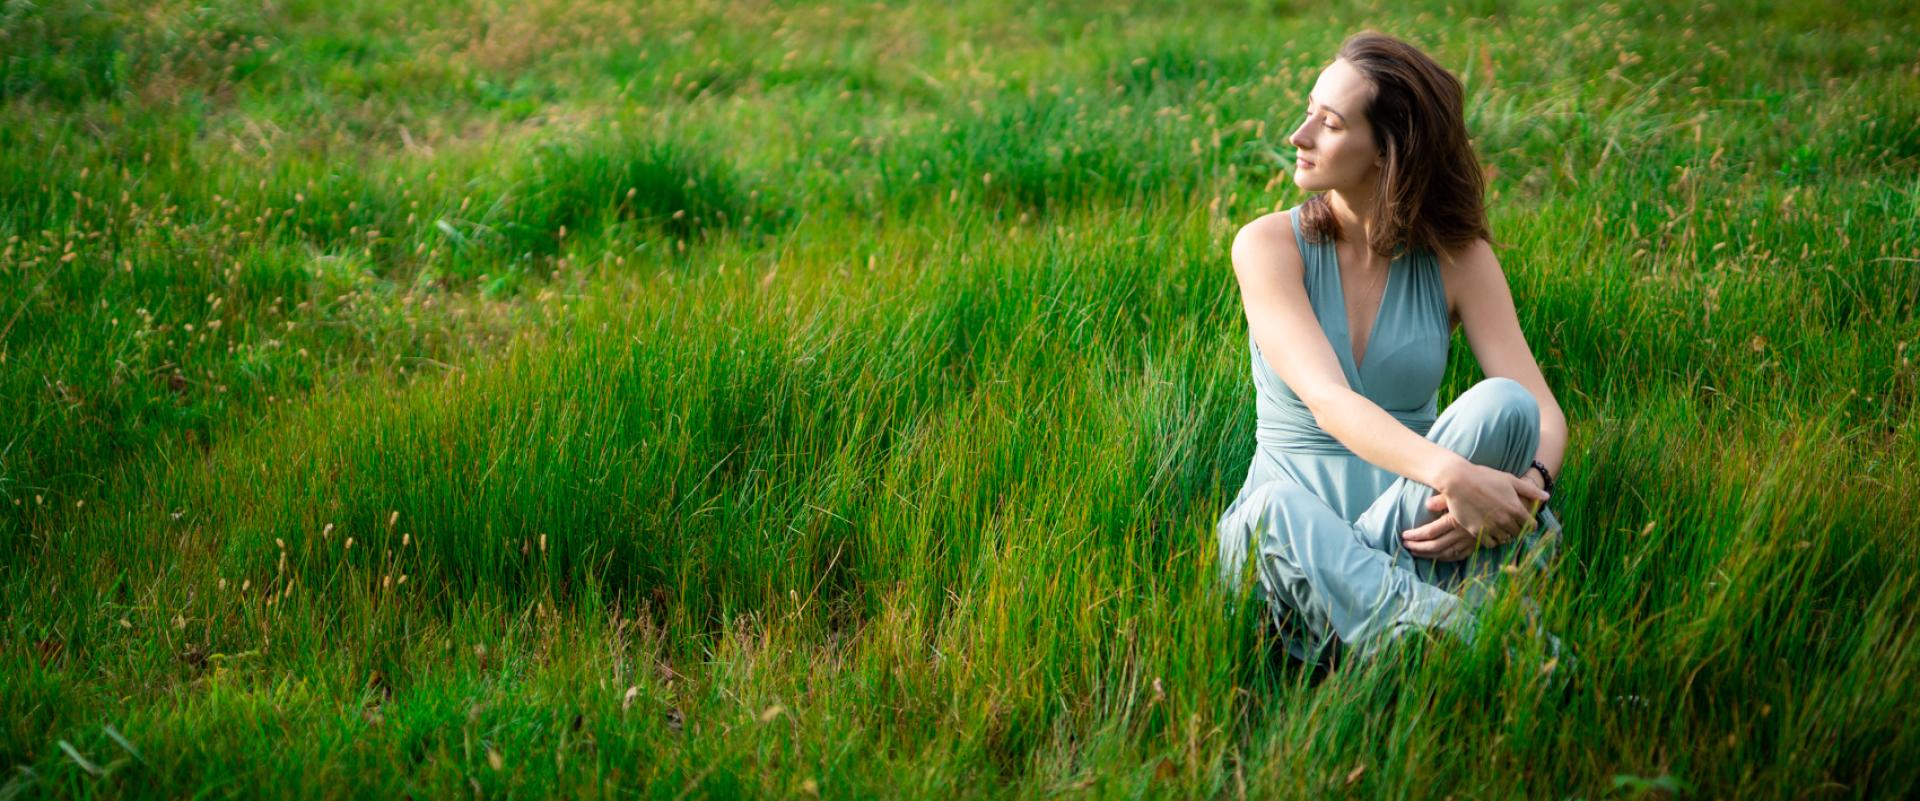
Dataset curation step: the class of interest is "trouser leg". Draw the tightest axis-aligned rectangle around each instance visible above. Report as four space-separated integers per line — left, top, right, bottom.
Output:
1219 377 1553 665
1228 473 1473 667
1351 377 1547 595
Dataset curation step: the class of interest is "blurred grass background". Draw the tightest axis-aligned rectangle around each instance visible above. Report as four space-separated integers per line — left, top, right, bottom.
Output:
2 0 1917 797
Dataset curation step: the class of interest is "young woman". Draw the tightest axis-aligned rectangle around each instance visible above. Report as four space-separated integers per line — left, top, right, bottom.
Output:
1215 31 1567 669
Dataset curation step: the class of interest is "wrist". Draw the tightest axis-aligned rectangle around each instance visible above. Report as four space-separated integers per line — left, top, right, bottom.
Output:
1430 452 1474 493
1528 459 1556 496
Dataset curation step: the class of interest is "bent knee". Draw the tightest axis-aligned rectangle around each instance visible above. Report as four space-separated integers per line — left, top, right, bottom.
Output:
1249 477 1322 521
1461 377 1539 432
1245 478 1345 558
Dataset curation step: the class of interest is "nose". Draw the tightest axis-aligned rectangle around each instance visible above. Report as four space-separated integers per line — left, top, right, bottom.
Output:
1288 120 1312 152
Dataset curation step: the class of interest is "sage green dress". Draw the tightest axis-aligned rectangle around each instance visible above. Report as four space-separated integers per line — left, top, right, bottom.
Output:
1215 205 1563 668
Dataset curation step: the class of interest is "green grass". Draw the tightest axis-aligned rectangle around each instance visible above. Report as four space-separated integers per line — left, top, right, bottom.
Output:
3 0 1918 797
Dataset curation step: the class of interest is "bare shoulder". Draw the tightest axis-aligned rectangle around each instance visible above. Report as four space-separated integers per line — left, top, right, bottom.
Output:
1229 210 1301 276
1434 237 1500 328
1434 236 1499 276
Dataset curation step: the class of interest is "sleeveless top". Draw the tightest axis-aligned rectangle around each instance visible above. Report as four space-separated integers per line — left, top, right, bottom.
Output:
1250 206 1452 456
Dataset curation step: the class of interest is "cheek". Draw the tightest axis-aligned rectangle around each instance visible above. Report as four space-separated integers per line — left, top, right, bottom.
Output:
1321 140 1353 168
1332 140 1372 172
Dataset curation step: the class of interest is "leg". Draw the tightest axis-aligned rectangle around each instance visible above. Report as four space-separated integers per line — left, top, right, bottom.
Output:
1351 377 1545 592
1219 472 1474 667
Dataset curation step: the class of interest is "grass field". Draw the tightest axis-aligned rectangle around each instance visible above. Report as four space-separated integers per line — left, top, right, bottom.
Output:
4 0 1918 797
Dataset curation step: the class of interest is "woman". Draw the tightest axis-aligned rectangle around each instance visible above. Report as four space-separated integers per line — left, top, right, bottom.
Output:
1215 31 1567 669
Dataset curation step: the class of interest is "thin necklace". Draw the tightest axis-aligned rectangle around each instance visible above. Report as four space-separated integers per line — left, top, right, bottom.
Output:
1349 250 1388 362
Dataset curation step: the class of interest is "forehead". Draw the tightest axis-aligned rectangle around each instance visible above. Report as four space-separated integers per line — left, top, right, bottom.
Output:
1309 58 1373 114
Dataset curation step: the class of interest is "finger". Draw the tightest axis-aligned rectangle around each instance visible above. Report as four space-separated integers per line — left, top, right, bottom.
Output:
1506 514 1539 544
1409 529 1473 560
1405 524 1470 553
1496 509 1542 545
1500 499 1532 532
1400 513 1457 543
1456 525 1496 558
1402 531 1455 557
1487 518 1522 548
1511 475 1550 503
1404 527 1467 556
1424 494 1448 514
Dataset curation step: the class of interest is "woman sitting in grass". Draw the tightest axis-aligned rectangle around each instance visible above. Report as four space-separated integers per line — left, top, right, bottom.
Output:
1215 31 1566 670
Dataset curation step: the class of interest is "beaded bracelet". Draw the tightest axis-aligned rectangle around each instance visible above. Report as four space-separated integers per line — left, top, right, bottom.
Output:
1530 459 1556 498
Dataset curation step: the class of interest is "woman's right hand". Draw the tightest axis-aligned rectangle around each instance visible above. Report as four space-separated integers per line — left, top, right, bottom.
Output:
1427 459 1548 548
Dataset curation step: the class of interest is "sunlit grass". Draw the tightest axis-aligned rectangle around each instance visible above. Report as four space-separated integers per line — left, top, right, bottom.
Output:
2 0 1917 797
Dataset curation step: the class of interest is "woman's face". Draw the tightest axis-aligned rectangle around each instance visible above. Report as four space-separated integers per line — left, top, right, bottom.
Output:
1288 58 1381 193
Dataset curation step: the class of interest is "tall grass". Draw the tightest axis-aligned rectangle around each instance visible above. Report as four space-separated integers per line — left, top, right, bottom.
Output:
2 0 1917 797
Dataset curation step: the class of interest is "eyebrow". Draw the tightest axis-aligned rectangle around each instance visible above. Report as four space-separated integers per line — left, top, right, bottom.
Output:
1308 94 1348 123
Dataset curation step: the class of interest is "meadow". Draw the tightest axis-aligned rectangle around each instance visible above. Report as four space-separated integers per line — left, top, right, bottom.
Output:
3 0 1918 797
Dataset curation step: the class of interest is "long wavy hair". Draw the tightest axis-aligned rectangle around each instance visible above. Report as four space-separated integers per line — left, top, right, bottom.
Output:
1299 31 1491 258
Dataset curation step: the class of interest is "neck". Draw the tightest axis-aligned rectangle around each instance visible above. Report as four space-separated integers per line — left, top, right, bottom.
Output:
1327 186 1380 251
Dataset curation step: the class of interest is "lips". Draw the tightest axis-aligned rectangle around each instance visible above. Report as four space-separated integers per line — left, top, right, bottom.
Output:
1296 157 1315 168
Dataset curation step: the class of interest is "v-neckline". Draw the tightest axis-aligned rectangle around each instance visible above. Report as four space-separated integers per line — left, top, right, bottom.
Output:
1334 248 1396 376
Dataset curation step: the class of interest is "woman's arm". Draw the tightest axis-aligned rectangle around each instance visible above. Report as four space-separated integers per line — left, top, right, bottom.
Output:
1398 239 1567 560
1445 238 1566 481
1231 215 1477 489
1237 218 1544 545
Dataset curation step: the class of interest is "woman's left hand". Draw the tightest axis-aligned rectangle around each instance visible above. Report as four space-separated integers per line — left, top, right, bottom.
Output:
1401 473 1547 562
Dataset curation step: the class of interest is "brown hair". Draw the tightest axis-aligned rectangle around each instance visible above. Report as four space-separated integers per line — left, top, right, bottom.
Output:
1299 31 1491 259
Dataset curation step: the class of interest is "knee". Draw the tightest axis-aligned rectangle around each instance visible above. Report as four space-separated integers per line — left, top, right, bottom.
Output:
1244 479 1315 545
1242 478 1335 599
1251 477 1319 522
1437 378 1541 474
1460 377 1539 435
